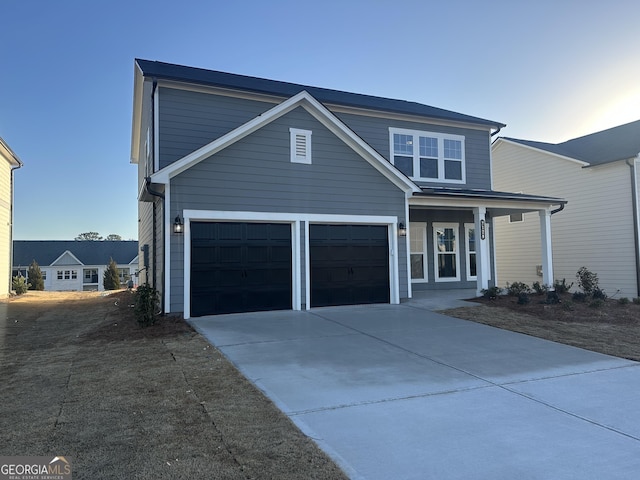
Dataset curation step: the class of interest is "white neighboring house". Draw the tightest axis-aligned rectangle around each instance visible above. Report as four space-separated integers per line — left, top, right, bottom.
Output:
492 120 640 298
0 137 23 297
12 240 139 291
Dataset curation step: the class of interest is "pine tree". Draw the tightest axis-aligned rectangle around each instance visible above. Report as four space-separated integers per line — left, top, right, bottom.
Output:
103 258 121 290
27 260 45 290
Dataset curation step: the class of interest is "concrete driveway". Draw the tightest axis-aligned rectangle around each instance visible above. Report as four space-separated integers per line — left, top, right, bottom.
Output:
190 303 640 480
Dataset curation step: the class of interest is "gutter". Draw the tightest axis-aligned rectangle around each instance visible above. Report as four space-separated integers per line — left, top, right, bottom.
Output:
627 155 640 297
550 204 565 215
9 160 23 293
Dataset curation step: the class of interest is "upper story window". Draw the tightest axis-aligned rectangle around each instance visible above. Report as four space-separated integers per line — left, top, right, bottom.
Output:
390 128 465 183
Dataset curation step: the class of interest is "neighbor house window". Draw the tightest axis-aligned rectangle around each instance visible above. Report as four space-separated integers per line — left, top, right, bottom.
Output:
290 128 312 164
433 223 460 281
118 268 130 283
57 270 63 280
409 222 428 282
509 212 524 223
390 128 465 183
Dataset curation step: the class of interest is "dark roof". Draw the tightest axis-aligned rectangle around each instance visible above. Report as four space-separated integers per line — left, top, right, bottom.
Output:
415 187 566 204
502 119 640 166
135 59 505 130
13 241 139 267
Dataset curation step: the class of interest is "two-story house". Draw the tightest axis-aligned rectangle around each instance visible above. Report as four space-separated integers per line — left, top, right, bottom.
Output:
0 137 22 297
131 59 565 318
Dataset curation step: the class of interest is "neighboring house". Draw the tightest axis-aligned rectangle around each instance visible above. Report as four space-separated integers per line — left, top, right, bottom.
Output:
492 120 640 298
131 59 564 318
0 137 23 297
12 241 139 291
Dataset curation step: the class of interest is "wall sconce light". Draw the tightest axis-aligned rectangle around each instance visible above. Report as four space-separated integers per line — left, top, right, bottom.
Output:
398 222 407 237
173 215 183 234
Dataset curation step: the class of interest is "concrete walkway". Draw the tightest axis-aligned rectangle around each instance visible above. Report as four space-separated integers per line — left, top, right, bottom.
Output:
190 302 640 479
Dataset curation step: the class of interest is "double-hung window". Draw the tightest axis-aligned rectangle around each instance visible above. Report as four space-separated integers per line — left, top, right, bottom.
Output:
390 128 465 183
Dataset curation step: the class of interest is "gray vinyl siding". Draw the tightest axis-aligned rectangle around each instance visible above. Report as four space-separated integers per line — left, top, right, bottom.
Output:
157 88 275 169
409 209 495 291
168 106 408 312
335 112 493 190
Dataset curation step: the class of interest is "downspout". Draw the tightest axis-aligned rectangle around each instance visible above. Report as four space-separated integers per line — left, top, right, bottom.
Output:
627 155 640 297
550 204 565 215
9 161 23 293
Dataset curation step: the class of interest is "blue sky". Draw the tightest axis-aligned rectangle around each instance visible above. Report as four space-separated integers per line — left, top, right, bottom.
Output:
2 0 638 240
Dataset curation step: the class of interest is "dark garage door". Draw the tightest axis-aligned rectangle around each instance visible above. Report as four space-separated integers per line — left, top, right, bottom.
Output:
191 222 292 316
310 224 390 307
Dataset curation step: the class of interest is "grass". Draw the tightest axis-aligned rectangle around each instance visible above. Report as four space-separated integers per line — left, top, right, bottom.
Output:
0 291 347 479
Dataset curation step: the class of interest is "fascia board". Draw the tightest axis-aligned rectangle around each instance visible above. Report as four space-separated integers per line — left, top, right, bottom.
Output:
493 138 590 167
409 195 564 211
130 62 145 164
51 250 85 266
0 138 23 167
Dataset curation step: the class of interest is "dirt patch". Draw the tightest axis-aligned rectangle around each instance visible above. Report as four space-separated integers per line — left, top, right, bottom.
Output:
443 293 640 361
0 290 347 479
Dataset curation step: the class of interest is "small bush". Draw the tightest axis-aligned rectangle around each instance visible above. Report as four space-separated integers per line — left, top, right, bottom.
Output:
532 282 548 295
12 276 29 295
576 267 599 295
27 260 45 291
572 291 588 302
592 288 608 300
618 297 630 305
545 291 561 304
134 284 160 327
517 292 530 305
506 282 531 296
481 286 502 299
553 278 573 294
103 258 121 291
589 299 605 309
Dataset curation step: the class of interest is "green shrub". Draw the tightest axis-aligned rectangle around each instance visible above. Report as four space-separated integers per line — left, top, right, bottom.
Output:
506 282 531 296
134 284 159 327
103 258 121 290
572 291 588 302
592 288 607 300
27 260 44 291
12 276 29 295
517 292 530 305
618 297 630 305
553 278 573 294
532 282 548 295
576 267 599 295
481 286 502 299
545 291 561 304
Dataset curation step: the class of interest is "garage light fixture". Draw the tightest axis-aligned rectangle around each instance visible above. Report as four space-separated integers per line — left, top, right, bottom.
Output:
173 215 183 234
398 222 407 237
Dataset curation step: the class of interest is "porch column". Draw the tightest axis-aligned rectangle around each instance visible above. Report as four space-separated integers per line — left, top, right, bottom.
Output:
539 209 554 288
473 207 489 295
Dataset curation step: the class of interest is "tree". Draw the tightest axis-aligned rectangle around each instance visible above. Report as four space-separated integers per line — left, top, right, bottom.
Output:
75 232 103 241
105 234 123 241
27 260 44 290
103 258 121 290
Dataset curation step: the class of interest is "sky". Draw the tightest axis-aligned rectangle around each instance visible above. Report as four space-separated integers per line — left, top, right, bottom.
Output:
1 0 639 240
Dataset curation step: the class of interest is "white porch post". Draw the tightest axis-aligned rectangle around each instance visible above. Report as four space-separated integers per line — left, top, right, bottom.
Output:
539 209 554 288
473 207 489 295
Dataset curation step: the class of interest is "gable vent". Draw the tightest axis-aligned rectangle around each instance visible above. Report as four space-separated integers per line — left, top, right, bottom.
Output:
290 128 312 164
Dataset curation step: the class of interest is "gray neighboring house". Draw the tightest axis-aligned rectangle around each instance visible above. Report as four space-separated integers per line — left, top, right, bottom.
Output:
131 59 565 318
492 120 640 297
13 240 139 291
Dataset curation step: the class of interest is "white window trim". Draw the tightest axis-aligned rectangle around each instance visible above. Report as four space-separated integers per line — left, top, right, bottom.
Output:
509 212 524 223
409 222 428 283
290 128 312 164
464 223 477 281
433 222 461 282
389 127 465 184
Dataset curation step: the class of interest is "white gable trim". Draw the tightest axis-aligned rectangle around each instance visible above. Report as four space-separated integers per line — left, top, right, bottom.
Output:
51 250 84 266
150 91 420 194
493 138 590 167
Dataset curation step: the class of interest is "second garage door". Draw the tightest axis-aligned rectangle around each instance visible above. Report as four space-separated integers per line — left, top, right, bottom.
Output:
191 222 292 316
310 224 390 307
